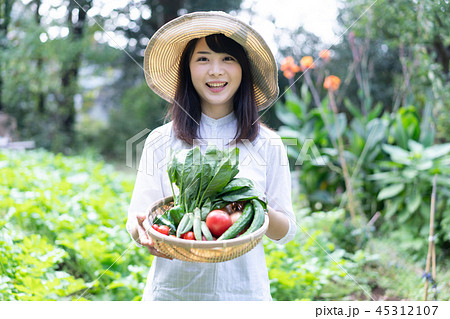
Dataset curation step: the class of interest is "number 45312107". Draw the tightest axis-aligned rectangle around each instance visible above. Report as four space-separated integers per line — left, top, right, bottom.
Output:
376 305 438 316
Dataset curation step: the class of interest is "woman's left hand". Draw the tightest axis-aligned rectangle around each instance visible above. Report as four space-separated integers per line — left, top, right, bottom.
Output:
136 213 173 260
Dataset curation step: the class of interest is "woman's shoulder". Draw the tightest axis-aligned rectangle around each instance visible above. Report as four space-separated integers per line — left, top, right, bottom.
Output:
257 122 282 141
151 121 173 135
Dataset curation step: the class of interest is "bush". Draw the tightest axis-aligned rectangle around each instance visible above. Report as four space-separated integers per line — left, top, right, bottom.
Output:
265 208 370 300
0 149 151 300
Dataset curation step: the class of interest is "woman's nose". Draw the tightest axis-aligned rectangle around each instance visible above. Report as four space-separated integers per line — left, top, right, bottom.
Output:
208 61 224 76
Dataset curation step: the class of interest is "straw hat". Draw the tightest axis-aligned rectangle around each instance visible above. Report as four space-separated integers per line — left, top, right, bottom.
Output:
143 11 279 111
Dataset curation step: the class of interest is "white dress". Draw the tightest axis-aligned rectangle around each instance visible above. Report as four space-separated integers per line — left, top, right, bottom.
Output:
127 111 296 300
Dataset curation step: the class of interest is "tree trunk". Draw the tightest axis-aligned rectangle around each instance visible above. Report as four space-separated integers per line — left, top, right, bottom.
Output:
34 0 45 114
59 0 90 137
0 0 14 112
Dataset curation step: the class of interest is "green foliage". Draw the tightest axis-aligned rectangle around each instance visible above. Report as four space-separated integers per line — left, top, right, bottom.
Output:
369 136 450 257
277 83 450 258
0 149 151 300
339 0 450 139
78 81 167 161
265 209 368 300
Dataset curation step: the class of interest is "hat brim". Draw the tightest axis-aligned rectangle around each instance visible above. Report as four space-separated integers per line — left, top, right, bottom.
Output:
143 11 279 111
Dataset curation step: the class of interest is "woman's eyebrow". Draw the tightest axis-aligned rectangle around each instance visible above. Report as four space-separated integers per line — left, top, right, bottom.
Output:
194 51 211 54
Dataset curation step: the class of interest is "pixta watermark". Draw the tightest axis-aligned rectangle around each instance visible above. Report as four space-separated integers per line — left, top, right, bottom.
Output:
125 129 326 174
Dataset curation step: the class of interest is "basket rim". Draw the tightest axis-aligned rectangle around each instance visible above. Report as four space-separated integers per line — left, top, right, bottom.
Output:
145 195 269 249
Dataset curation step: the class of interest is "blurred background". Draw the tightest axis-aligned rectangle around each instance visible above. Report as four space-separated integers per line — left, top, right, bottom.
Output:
1 0 449 301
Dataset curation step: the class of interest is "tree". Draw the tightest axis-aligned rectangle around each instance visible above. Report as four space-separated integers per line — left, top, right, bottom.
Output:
335 0 450 140
0 0 15 112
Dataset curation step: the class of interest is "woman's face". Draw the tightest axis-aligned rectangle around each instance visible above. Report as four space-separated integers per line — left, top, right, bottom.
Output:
189 38 242 115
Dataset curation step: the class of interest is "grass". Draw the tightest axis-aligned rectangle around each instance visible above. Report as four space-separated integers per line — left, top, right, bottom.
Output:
352 238 450 301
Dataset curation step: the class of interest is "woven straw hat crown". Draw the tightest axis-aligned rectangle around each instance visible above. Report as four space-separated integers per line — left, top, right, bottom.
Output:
143 11 279 111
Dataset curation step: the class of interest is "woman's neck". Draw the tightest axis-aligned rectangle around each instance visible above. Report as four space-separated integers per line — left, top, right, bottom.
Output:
201 105 234 119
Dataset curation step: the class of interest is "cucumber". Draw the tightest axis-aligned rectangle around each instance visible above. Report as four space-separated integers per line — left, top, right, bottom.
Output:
193 208 202 241
217 202 254 240
176 212 193 238
201 221 213 241
241 199 266 236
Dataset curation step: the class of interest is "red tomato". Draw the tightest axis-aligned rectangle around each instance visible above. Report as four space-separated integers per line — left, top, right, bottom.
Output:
182 231 195 240
157 225 170 235
151 224 159 231
206 210 232 237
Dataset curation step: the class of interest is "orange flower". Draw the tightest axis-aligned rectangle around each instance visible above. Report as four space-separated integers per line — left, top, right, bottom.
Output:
319 49 331 62
323 75 341 91
283 70 296 79
280 56 301 79
300 56 315 71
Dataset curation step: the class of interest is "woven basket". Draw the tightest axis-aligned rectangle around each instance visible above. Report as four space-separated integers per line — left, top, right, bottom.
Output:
143 196 269 263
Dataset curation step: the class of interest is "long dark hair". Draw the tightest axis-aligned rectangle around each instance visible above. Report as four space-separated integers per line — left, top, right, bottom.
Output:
167 33 260 145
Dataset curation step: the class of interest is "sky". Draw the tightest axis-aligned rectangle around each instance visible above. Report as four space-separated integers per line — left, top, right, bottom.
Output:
32 0 341 57
238 0 340 45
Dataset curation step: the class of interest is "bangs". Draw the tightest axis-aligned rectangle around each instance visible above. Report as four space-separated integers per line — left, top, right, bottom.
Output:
205 34 247 59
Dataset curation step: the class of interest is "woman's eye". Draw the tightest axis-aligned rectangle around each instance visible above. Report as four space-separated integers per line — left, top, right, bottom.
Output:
224 56 235 61
197 57 208 62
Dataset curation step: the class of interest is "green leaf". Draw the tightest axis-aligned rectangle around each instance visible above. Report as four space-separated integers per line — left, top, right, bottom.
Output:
415 160 433 171
402 169 418 179
329 113 347 140
216 177 254 195
275 102 301 127
377 183 405 200
408 139 424 153
422 143 450 160
198 147 239 205
220 187 264 202
381 144 411 164
394 114 408 149
365 118 388 149
344 98 362 119
406 192 421 214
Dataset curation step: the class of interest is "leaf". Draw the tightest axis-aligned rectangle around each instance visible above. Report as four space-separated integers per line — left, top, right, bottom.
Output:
220 187 264 202
344 98 362 119
275 102 301 127
368 102 383 121
422 143 450 160
366 118 388 148
384 198 402 219
177 148 203 209
402 169 418 179
394 114 408 149
408 139 424 153
415 160 433 171
200 198 212 220
406 192 421 214
198 147 239 205
329 113 347 140
381 144 411 164
216 177 254 195
377 183 405 200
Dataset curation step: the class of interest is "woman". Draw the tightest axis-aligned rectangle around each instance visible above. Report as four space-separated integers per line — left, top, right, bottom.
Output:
127 11 296 301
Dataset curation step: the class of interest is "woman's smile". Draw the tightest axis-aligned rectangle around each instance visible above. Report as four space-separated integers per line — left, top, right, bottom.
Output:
206 81 228 92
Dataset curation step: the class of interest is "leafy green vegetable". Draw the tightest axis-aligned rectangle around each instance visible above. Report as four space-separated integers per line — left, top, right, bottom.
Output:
216 177 254 195
167 145 240 219
218 187 264 203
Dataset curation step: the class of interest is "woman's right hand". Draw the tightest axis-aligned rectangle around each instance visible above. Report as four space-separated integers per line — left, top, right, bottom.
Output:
136 213 173 260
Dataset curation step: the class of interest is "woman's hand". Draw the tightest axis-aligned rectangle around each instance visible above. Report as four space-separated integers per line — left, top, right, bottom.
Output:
136 213 173 260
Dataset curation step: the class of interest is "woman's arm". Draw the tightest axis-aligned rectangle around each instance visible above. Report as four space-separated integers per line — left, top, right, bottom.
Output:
265 205 290 241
